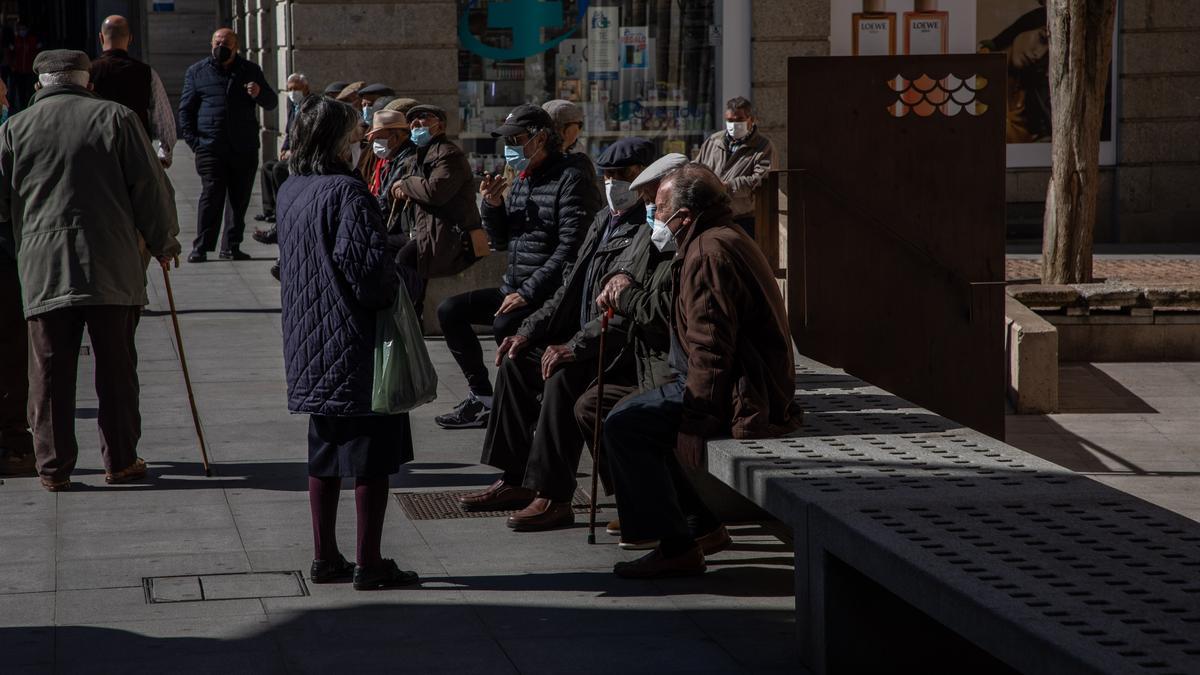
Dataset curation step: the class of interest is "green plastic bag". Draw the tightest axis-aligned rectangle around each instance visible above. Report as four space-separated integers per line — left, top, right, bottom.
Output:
371 288 438 414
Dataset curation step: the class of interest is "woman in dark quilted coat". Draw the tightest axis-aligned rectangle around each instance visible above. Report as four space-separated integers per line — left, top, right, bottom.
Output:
276 96 418 591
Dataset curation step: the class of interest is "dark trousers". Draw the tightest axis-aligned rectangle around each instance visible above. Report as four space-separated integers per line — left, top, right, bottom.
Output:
193 148 259 253
436 288 536 397
574 381 640 496
27 306 141 481
604 378 718 548
259 159 289 216
0 260 30 456
481 349 620 500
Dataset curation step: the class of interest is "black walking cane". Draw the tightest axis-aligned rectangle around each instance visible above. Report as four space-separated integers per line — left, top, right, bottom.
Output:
161 258 213 477
587 307 615 545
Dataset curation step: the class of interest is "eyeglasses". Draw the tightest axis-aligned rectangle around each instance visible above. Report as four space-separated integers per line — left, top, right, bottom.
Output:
503 133 530 146
410 112 438 121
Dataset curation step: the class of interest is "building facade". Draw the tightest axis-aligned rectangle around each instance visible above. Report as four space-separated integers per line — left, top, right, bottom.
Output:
150 0 1198 244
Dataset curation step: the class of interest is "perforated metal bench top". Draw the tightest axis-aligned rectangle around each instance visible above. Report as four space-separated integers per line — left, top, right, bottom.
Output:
706 356 1200 674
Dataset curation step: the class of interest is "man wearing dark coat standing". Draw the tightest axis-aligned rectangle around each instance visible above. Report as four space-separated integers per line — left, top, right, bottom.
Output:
179 27 276 263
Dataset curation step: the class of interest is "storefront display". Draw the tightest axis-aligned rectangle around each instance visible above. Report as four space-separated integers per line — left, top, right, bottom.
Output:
457 0 718 170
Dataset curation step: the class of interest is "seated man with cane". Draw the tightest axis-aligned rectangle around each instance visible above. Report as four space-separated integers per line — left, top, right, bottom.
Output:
573 152 733 555
457 138 656 530
603 163 801 578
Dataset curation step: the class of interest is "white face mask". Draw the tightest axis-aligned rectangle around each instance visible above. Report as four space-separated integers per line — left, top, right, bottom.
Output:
605 179 639 214
288 90 303 104
726 121 750 140
371 139 391 159
650 209 680 253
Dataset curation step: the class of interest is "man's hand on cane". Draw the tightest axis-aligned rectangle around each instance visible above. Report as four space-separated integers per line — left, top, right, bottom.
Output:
596 273 634 312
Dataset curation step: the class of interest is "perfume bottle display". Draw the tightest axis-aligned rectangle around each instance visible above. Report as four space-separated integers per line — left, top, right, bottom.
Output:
904 0 950 55
852 0 897 56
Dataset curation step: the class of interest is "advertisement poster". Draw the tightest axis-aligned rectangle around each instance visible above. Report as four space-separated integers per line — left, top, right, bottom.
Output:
587 6 619 81
620 27 648 69
829 0 1116 167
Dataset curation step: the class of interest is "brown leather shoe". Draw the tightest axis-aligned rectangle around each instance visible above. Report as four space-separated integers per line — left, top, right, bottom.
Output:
605 519 621 536
618 537 658 551
106 458 147 484
506 497 575 531
614 545 706 579
458 479 535 511
695 525 732 556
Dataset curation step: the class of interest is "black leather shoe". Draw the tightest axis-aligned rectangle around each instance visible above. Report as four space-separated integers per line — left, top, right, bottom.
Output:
310 554 355 584
187 251 207 263
353 559 420 590
270 262 280 281
252 227 278 245
219 248 252 261
253 213 270 222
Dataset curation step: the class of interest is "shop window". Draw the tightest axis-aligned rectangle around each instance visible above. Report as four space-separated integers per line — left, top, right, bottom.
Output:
457 0 718 174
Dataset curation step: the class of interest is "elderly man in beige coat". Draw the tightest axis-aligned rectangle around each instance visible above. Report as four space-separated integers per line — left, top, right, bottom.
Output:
0 50 180 491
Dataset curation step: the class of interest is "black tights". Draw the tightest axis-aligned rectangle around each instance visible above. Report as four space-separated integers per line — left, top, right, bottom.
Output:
308 476 390 567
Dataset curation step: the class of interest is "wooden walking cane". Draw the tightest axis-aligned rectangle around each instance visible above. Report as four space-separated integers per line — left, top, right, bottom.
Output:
161 258 212 477
587 307 615 545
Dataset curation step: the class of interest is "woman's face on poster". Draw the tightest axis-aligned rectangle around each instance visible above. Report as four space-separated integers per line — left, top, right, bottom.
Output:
1010 26 1049 69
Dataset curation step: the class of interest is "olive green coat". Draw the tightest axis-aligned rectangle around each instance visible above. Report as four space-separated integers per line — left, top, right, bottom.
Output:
0 85 180 318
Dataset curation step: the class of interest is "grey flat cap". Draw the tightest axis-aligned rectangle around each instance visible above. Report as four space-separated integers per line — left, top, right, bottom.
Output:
630 153 689 190
33 49 90 75
405 103 447 123
542 99 584 128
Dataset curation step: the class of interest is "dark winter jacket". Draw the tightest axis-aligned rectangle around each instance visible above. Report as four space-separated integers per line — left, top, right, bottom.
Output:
395 134 480 278
673 203 801 439
277 172 399 416
517 203 645 364
607 225 675 392
178 54 276 155
482 151 601 305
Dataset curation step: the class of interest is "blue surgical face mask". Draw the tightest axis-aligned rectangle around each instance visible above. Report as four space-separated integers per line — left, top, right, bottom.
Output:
645 203 656 228
410 126 432 148
504 144 528 172
651 210 680 253
0 106 8 126
362 107 371 125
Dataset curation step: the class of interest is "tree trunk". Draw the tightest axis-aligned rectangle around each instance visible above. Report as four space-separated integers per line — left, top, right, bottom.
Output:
1040 0 1116 284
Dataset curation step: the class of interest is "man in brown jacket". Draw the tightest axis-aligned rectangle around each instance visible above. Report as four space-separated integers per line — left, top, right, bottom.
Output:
604 163 801 579
695 96 774 237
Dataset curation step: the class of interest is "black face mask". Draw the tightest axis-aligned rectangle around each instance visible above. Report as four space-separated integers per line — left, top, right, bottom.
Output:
212 45 233 63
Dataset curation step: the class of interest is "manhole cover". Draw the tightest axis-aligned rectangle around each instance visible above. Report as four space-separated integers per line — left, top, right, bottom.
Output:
143 571 308 603
395 488 594 520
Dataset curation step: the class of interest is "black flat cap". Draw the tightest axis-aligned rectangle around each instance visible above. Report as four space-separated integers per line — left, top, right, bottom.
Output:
405 103 447 123
360 83 394 97
491 103 554 138
323 80 350 96
33 49 90 75
595 137 656 170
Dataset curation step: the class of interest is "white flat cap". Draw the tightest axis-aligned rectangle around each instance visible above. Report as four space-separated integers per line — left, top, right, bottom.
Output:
630 153 689 190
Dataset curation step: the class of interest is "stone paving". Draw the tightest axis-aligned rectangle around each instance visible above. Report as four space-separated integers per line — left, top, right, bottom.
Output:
1006 250 1200 283
0 149 797 674
4 149 1199 673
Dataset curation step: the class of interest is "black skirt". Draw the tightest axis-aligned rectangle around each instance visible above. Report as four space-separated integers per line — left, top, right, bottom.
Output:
307 413 414 478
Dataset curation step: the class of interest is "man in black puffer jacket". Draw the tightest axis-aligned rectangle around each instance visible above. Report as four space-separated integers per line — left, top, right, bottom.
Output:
179 27 276 263
435 104 601 429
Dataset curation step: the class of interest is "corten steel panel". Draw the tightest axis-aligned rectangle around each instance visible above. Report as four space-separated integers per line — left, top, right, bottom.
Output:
787 55 1007 439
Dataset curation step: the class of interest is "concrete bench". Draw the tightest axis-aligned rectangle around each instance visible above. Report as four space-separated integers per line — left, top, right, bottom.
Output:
705 356 1200 674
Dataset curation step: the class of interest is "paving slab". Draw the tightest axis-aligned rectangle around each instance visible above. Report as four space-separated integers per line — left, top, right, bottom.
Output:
0 145 799 674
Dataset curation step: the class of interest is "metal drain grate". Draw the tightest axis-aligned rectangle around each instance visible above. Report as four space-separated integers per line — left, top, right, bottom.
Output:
143 571 309 603
395 488 593 520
